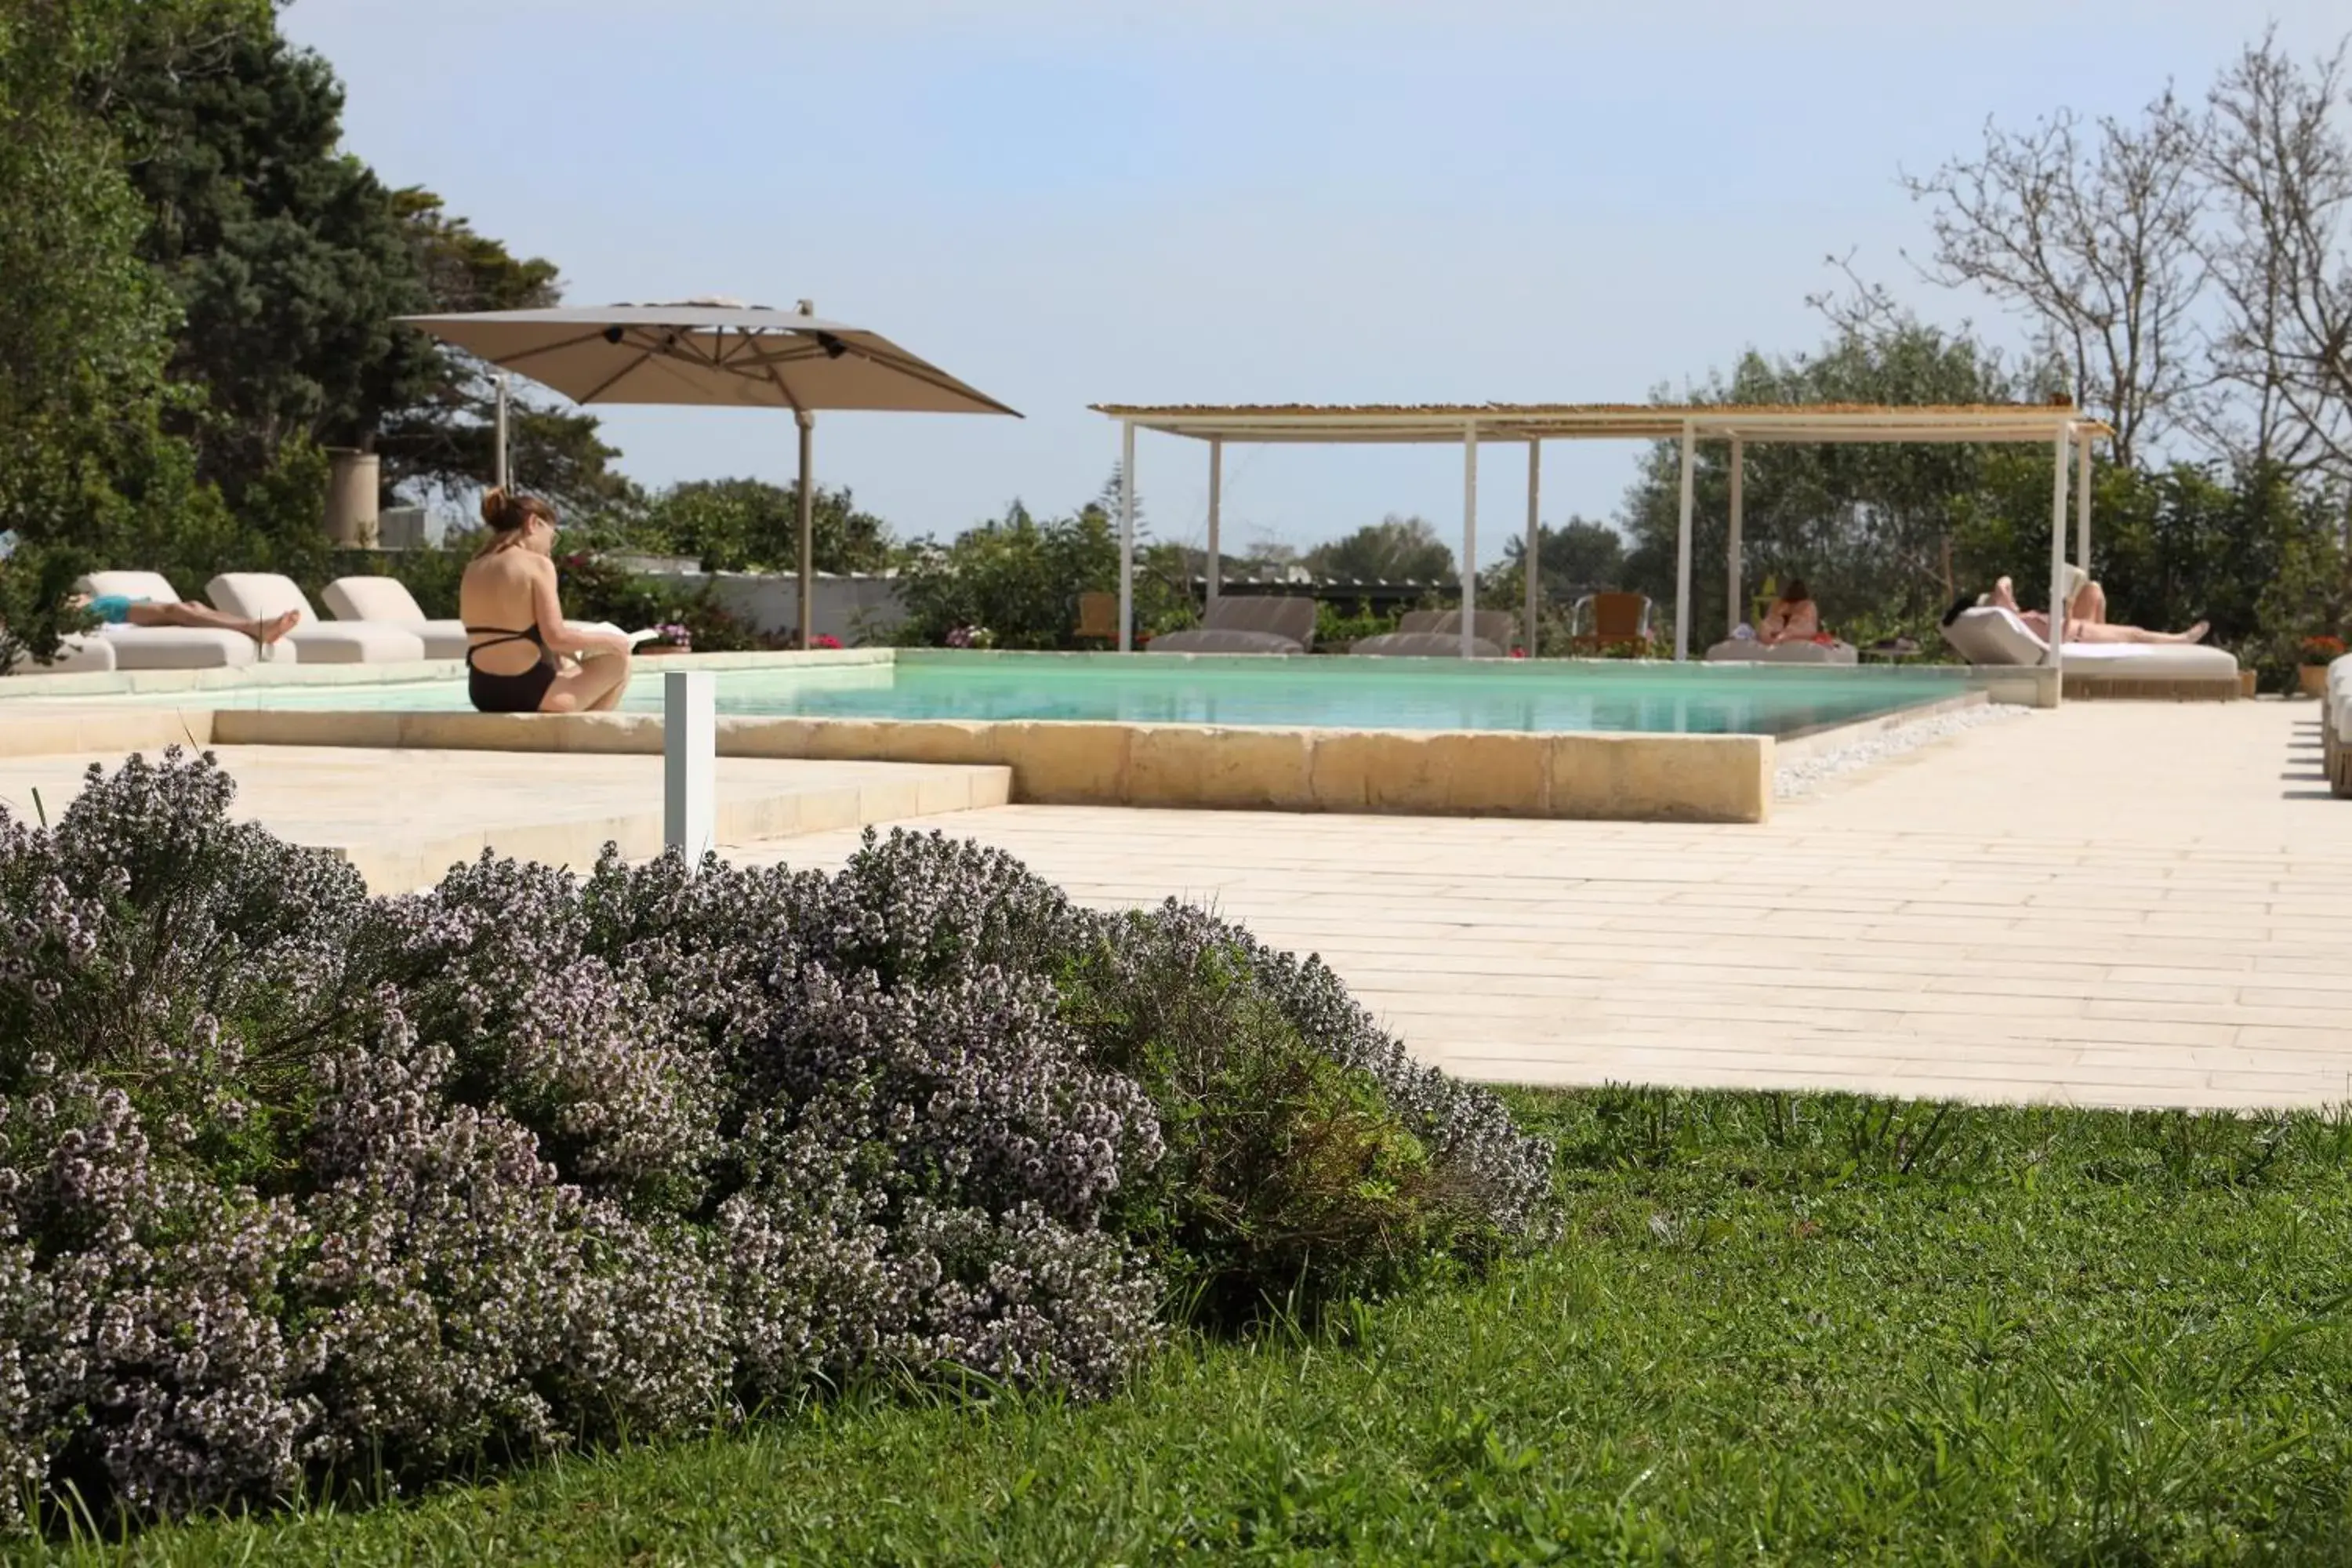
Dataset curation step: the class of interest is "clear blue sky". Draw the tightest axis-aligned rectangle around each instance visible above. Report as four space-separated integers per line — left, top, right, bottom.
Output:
287 0 2341 564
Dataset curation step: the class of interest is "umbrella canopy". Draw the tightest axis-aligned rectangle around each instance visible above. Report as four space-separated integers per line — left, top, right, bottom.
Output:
399 299 1019 646
401 302 1018 416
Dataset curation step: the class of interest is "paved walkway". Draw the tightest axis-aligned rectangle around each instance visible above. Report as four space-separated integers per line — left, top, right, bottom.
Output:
728 702 2352 1111
0 746 1007 893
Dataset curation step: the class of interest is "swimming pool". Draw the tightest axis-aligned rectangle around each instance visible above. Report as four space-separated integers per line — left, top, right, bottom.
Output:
143 651 1970 738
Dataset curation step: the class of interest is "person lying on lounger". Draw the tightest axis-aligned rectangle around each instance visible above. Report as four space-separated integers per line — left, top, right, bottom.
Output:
1980 574 2209 644
72 590 299 646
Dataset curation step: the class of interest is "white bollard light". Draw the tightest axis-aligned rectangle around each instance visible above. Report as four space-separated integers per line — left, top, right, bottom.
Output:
664 670 715 865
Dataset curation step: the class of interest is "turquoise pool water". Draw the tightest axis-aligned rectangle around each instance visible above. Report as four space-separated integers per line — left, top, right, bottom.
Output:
137 652 1972 738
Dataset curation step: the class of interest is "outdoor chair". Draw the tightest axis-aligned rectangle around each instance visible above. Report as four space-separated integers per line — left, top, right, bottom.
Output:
1569 592 1654 655
1074 591 1119 644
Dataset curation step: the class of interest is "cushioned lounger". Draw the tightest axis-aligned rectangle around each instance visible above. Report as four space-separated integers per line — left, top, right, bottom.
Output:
1349 631 1504 658
1148 595 1317 655
2325 655 2352 798
1351 608 1515 657
76 571 283 670
321 575 472 660
1944 604 2238 697
1703 638 1859 666
5 633 117 675
208 572 428 664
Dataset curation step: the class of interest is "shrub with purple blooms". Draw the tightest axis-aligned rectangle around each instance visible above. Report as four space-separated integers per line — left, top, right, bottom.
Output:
0 750 1555 1531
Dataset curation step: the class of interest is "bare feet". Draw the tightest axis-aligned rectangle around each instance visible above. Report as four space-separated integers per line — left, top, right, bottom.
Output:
2183 621 2209 644
256 610 301 646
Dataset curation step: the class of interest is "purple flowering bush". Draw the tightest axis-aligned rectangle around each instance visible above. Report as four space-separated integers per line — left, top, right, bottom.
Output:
0 751 1554 1531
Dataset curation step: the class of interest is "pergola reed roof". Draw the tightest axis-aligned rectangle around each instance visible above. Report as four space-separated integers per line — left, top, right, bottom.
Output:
1091 401 2115 445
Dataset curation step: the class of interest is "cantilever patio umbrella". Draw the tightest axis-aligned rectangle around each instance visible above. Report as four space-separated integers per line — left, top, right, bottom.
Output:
400 299 1020 648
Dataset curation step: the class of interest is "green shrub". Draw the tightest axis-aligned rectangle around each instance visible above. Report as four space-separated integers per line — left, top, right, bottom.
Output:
0 753 1552 1533
1312 598 1405 652
895 503 1193 649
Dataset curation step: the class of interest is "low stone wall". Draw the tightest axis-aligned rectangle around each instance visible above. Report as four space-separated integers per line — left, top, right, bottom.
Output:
209 708 1776 824
630 569 907 646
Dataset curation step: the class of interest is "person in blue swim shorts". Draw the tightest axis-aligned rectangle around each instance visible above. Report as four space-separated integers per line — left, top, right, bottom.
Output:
77 590 300 646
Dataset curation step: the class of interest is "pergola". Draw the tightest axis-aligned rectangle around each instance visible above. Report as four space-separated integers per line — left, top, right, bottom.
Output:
1093 401 2113 664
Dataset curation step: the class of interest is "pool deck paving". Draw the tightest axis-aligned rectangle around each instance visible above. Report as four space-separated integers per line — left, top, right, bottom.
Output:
721 700 2352 1112
0 746 1009 894
0 699 2342 1111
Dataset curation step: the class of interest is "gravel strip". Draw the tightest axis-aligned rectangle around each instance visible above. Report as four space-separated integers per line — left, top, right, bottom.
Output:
1776 701 2027 800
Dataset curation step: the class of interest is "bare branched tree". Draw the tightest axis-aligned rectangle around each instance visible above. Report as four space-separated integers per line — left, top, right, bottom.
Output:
2201 31 2352 484
1900 89 2208 467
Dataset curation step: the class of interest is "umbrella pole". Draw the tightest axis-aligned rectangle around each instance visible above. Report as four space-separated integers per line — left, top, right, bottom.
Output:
797 412 816 651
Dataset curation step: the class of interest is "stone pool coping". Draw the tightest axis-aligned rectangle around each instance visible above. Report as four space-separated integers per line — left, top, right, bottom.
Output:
0 652 2020 826
147 706 1782 823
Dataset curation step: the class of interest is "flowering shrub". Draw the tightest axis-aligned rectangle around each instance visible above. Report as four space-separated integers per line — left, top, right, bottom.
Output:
0 751 1555 1530
2301 635 2344 665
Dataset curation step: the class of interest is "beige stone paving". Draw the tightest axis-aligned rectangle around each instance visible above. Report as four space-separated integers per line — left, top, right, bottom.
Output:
0 746 1007 893
724 702 2352 1111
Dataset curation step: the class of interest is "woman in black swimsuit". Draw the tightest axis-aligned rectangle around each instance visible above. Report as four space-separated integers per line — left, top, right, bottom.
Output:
459 488 634 713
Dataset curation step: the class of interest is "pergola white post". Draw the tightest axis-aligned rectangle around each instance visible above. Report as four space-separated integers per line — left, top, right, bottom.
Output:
1726 435 1745 638
1118 420 1136 652
1206 437 1223 612
1523 441 1541 656
2047 423 2071 682
493 372 511 491
1673 419 1696 661
2074 427 2093 580
1461 422 1479 659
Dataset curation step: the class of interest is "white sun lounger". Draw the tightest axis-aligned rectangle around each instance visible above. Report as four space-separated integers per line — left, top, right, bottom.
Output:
208 573 428 664
4 633 117 675
320 574 630 661
1943 604 2239 698
76 571 289 670
321 575 471 660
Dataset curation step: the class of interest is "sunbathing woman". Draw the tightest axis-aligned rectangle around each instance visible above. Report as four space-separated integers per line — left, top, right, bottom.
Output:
459 488 633 713
1984 575 2209 644
1758 577 1822 645
74 592 300 646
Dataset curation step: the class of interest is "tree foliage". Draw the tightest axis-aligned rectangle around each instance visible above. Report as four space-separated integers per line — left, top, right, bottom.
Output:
1303 514 1456 583
895 500 1192 649
0 1 642 666
629 478 895 575
1620 318 2038 644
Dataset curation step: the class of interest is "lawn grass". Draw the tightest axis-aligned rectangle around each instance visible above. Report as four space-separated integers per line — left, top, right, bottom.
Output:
39 1088 2352 1565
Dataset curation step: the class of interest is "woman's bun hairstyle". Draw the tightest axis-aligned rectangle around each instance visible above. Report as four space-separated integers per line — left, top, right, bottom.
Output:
481 487 556 533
